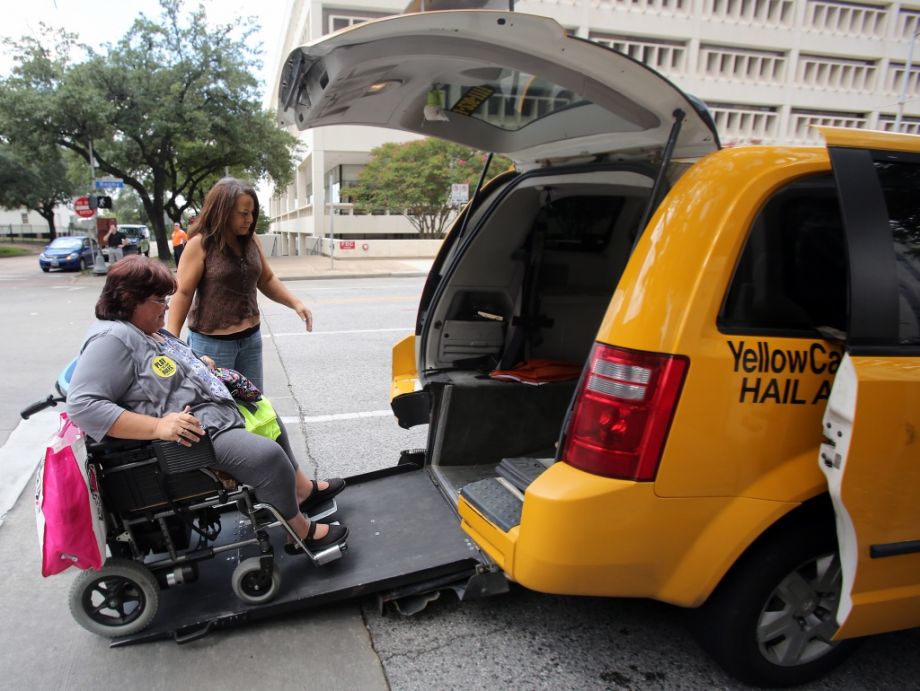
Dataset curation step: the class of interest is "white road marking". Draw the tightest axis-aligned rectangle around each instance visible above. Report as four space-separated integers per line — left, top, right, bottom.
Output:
267 327 412 338
280 410 392 424
0 411 58 527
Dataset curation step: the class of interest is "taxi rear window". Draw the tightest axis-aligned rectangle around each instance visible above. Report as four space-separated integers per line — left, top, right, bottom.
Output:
534 195 624 252
873 159 920 345
719 174 847 336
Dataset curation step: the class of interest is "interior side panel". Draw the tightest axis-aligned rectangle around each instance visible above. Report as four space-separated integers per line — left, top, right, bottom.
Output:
423 169 654 372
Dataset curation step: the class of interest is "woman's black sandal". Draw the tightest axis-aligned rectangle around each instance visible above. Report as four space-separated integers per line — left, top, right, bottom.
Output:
298 477 346 514
284 522 348 555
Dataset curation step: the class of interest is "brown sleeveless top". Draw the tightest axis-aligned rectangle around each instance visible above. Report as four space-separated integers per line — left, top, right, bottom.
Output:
187 239 262 333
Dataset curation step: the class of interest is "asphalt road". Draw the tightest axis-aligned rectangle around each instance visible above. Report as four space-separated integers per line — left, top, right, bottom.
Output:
1 255 918 690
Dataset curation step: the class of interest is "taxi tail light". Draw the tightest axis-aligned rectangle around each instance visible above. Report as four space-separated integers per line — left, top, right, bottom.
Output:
562 343 688 481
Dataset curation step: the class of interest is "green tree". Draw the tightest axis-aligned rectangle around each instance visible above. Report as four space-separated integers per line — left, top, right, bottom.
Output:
350 139 513 238
0 1 298 261
0 144 74 240
108 188 149 225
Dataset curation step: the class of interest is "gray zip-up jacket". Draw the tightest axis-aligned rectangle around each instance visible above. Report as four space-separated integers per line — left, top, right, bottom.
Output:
67 320 242 442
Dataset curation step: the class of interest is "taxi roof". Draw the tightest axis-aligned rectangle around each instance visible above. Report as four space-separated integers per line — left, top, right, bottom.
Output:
819 126 920 154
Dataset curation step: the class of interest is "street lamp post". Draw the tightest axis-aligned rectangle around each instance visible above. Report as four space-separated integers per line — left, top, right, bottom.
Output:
88 139 107 275
895 29 920 132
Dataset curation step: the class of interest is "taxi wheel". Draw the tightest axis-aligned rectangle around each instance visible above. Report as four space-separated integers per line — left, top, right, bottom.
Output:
69 559 160 638
691 525 857 687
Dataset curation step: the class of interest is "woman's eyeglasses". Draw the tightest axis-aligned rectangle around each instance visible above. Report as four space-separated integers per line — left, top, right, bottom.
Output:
150 297 170 306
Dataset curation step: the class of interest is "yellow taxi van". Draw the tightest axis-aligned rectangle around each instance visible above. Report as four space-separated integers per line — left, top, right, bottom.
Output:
279 10 920 686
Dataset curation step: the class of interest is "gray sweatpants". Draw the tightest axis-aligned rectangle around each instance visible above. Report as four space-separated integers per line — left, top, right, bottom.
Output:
211 420 301 518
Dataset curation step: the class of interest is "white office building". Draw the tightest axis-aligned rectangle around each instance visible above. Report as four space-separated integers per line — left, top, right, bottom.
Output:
268 0 920 253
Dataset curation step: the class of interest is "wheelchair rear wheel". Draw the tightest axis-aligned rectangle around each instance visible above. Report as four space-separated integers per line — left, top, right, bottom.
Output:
69 558 159 637
232 557 282 605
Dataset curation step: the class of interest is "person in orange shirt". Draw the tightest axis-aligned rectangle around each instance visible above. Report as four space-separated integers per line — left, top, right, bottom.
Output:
171 223 188 266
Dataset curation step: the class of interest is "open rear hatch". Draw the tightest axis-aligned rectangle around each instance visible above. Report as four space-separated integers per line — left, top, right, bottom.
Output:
113 464 502 645
278 10 718 167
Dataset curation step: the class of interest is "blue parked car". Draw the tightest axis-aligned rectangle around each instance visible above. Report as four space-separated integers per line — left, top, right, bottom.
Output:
39 235 96 272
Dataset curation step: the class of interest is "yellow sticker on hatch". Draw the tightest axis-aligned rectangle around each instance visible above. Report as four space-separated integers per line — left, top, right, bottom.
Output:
151 355 178 378
450 85 494 117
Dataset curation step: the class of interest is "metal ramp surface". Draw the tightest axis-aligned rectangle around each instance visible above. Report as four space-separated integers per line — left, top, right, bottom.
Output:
113 465 486 645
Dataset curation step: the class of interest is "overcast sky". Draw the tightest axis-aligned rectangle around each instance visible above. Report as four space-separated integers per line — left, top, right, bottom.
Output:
0 0 290 101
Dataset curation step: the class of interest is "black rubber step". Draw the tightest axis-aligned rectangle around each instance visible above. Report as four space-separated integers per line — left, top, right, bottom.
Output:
496 456 552 493
460 478 523 532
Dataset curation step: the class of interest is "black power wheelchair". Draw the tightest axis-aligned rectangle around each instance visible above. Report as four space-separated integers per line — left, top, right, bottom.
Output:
22 372 346 640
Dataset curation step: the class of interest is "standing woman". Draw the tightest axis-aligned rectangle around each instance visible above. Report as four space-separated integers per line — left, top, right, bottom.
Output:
168 178 312 392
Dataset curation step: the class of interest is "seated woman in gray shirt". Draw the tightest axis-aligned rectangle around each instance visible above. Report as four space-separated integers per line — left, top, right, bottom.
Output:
67 255 347 554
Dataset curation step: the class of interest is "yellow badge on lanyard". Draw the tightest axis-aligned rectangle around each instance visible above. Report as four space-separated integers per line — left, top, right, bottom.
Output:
151 355 178 378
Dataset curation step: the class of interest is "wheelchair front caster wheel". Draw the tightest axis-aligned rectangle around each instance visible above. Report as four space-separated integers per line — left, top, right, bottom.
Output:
232 557 281 605
69 558 159 637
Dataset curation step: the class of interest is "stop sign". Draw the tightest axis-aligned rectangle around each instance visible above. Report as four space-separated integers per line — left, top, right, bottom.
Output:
74 196 94 218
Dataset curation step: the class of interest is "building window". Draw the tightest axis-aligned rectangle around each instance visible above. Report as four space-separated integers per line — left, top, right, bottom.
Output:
796 54 877 92
322 9 389 36
877 116 920 136
709 104 779 144
787 109 867 144
897 9 920 39
701 0 795 26
594 0 689 14
884 62 920 97
697 44 785 83
804 0 887 37
591 34 687 74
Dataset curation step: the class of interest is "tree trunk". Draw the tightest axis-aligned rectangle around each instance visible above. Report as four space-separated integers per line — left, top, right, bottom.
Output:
38 204 57 241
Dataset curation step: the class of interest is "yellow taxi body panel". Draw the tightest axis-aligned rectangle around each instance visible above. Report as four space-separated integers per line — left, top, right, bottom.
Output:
395 129 920 650
594 146 839 502
833 356 920 639
460 462 797 606
444 145 849 606
479 146 848 603
597 146 830 356
390 333 419 401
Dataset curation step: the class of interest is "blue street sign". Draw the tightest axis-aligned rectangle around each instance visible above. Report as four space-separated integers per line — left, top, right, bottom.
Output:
95 178 124 189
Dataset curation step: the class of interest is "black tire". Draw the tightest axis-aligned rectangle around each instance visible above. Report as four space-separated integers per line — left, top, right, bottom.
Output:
68 558 159 637
691 525 857 687
80 257 88 271
231 557 281 605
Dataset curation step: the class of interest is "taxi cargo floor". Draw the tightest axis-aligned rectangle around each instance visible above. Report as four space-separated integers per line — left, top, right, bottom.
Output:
113 465 480 645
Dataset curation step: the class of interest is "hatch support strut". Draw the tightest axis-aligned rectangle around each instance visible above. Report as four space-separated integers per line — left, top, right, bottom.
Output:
457 153 494 242
636 108 686 238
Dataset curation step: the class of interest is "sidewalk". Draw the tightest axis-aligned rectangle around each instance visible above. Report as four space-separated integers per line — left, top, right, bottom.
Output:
264 254 433 281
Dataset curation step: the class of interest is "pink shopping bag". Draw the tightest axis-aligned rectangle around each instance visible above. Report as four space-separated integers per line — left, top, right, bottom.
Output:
35 412 105 576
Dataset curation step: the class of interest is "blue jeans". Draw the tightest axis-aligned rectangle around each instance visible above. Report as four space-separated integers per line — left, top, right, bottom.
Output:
188 328 264 392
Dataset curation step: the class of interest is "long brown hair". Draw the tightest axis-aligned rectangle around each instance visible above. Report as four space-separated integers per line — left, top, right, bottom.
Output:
96 256 176 321
189 177 259 255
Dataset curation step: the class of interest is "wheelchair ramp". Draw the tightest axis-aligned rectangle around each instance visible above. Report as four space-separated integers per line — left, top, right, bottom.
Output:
112 465 493 646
